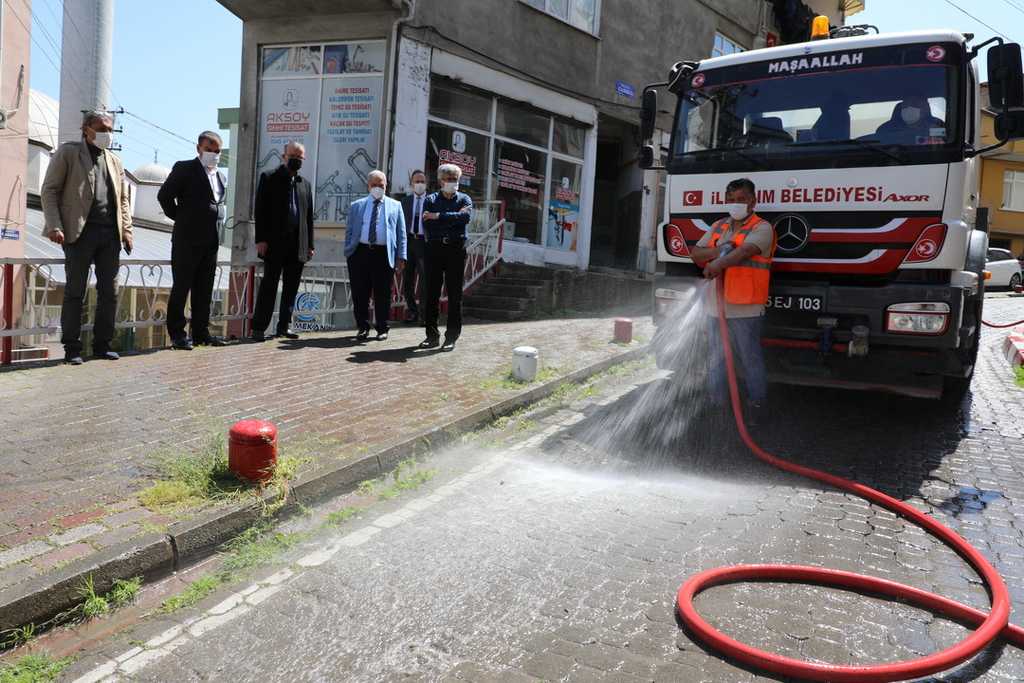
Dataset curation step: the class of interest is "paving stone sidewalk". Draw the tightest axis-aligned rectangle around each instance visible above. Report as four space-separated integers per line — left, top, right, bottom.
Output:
0 316 652 597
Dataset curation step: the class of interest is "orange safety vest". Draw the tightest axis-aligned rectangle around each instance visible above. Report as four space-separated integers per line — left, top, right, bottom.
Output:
706 213 776 305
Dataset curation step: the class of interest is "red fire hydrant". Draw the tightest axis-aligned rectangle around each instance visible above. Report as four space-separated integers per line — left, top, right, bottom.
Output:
228 420 278 483
614 318 633 344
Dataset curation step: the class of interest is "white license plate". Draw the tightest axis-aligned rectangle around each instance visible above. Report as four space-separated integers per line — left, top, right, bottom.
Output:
765 294 824 312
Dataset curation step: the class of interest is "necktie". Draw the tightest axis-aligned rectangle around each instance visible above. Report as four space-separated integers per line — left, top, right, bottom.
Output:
369 199 381 244
413 197 421 235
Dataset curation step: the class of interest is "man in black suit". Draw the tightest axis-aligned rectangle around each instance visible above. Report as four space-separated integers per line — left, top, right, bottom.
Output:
250 142 315 341
400 170 429 323
158 131 228 350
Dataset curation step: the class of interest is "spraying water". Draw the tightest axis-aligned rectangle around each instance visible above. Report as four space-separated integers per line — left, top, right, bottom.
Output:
540 279 765 479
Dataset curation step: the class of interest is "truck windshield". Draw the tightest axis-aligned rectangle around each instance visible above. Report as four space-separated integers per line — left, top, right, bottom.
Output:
669 42 963 174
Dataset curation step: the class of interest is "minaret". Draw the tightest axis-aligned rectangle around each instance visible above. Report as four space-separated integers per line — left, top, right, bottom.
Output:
57 0 114 144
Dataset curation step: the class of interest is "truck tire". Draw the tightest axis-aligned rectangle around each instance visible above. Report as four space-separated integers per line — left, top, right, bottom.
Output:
943 286 984 402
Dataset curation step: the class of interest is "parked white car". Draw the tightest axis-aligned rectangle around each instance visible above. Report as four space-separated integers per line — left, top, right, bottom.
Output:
986 248 1023 289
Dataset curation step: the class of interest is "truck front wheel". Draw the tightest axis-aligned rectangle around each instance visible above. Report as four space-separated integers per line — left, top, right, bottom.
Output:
943 288 984 402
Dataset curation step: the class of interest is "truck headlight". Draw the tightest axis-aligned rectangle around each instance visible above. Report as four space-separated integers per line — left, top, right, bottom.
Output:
885 302 950 335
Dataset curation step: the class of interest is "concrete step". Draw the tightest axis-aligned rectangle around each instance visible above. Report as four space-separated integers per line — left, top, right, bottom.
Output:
463 295 531 311
489 277 552 288
464 306 532 322
498 263 559 281
473 283 545 298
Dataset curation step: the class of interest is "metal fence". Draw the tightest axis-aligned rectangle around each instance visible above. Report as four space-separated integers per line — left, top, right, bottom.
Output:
0 205 504 364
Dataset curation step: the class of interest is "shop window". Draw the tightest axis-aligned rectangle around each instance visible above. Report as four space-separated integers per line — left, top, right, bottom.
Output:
262 45 323 77
494 140 547 245
547 159 583 251
552 118 587 158
1003 170 1024 212
429 78 493 132
521 0 601 34
711 32 744 59
496 99 551 148
425 121 489 203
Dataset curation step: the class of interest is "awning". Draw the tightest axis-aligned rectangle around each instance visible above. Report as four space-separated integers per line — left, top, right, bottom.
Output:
217 0 399 20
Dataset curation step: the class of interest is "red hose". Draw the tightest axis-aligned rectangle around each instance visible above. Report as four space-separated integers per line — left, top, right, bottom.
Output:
675 279 1024 682
982 318 1024 328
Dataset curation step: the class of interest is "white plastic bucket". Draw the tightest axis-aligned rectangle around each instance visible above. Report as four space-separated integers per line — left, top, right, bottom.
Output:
512 346 539 382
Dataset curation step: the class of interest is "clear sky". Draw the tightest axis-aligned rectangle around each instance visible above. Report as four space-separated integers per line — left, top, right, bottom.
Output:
28 0 242 173
853 0 1024 73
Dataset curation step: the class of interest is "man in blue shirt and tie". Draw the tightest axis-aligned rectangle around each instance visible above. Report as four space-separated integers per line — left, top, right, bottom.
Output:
421 163 473 351
344 170 406 340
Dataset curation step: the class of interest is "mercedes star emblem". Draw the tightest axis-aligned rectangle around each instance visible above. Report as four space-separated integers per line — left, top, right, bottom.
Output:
773 215 812 254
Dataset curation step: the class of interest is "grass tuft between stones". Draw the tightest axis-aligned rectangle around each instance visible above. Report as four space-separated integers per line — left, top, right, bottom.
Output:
0 653 70 683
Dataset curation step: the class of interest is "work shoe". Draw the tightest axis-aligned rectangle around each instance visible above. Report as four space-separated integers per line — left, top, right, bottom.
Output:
356 329 371 341
64 353 84 366
93 350 120 361
194 336 227 347
419 336 440 349
171 336 194 351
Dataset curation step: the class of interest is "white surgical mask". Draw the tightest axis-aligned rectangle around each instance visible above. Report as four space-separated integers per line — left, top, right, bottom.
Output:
91 132 112 150
412 182 427 195
201 151 221 169
369 186 385 200
726 203 749 221
901 106 922 125
443 181 459 194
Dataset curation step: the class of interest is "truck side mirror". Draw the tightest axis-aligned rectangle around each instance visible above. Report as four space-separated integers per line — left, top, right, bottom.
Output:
995 110 1024 141
988 43 1024 109
639 145 656 169
640 89 658 142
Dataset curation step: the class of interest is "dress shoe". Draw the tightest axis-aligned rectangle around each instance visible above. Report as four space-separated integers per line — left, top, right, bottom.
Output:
194 336 227 347
248 331 268 342
419 336 440 349
441 338 457 351
64 353 84 366
171 337 194 351
376 331 389 341
356 329 371 341
277 328 300 340
93 350 120 361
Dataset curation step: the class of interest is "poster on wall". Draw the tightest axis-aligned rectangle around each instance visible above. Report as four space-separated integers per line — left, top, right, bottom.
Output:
256 78 321 182
546 179 580 251
313 76 385 225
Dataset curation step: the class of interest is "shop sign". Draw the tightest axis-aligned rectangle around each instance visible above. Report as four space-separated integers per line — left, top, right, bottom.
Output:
439 149 477 178
615 80 636 99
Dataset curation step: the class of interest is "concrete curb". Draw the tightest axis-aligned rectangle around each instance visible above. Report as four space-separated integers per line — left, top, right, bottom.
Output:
0 344 649 634
1002 325 1024 370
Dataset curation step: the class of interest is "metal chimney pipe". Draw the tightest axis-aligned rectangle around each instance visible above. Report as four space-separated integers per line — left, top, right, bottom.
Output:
57 0 115 144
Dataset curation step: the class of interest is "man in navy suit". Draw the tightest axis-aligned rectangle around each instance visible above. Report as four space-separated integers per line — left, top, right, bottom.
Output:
158 131 228 350
345 170 406 340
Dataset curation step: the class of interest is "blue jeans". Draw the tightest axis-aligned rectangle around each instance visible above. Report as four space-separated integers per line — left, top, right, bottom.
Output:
707 316 767 405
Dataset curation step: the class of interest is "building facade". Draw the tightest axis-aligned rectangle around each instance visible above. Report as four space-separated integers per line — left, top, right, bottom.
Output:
1 0 30 258
980 94 1024 257
218 0 856 273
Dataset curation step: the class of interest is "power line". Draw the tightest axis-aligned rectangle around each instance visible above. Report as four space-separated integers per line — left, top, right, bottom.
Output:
122 111 196 147
940 0 1014 42
1000 0 1024 14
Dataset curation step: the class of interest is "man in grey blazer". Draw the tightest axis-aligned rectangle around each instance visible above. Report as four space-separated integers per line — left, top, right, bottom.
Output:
344 170 406 340
40 110 133 365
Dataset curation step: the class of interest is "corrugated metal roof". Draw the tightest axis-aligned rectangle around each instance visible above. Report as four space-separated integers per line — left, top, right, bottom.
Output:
24 208 231 287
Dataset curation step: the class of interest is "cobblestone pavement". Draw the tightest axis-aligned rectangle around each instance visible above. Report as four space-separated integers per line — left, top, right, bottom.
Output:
54 296 1024 682
0 316 652 595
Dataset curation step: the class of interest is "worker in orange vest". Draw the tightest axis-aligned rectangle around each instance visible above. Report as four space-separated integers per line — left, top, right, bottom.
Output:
691 178 777 420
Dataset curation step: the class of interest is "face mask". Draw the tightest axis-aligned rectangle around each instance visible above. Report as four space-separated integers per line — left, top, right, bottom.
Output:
201 151 220 169
443 181 459 194
726 203 749 221
901 107 922 125
286 157 302 172
91 132 112 150
369 186 385 201
413 182 427 195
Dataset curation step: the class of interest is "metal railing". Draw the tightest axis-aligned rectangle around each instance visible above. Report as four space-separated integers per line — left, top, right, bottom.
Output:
0 204 505 364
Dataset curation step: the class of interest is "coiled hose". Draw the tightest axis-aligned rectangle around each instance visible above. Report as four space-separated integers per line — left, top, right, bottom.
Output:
675 279 1024 682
